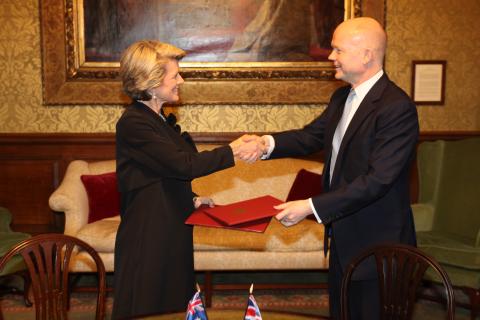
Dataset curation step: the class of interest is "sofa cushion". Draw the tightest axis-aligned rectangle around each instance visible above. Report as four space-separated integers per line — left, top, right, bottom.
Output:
76 216 120 253
81 172 121 223
423 262 480 288
416 138 480 244
417 231 480 270
286 169 322 221
194 218 324 252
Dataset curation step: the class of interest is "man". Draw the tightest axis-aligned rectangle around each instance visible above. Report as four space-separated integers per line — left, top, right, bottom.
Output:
240 17 419 319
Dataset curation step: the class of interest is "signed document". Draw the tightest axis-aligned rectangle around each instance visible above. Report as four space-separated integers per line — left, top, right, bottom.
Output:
185 195 283 233
185 207 271 233
203 195 283 226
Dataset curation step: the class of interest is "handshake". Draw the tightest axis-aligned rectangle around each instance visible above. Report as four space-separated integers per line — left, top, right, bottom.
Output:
229 134 270 164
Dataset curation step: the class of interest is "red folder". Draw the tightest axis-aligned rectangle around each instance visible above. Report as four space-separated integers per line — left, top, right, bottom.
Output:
203 195 283 226
185 207 271 233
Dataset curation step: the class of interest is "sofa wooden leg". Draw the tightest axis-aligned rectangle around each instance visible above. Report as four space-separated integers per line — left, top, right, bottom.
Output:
461 287 480 320
203 271 213 308
19 271 32 307
0 271 32 307
470 289 480 320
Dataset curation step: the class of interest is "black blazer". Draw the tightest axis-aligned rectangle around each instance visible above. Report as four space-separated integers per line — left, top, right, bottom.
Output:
116 101 234 195
113 101 235 317
271 74 419 276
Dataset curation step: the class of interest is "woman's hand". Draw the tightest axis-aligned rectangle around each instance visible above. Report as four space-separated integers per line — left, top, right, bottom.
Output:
193 196 215 208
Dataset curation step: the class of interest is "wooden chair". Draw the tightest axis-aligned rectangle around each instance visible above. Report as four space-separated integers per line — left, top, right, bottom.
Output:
0 234 106 320
340 244 455 320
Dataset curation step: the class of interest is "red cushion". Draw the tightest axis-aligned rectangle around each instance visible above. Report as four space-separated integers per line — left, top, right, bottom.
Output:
80 172 121 223
286 169 323 202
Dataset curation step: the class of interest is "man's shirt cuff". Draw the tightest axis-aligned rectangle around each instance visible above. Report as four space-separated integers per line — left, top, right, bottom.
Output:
309 198 322 223
260 135 275 160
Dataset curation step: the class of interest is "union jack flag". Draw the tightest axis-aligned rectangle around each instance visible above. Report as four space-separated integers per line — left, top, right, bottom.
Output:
185 291 208 320
244 294 262 320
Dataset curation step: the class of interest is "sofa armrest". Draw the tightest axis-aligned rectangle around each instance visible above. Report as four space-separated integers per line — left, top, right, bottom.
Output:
412 203 435 232
0 207 13 232
48 160 91 236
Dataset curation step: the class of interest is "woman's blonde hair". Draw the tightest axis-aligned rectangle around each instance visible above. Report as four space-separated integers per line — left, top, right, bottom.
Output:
120 40 186 100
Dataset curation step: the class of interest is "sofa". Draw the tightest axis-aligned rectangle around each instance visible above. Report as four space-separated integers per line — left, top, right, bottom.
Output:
412 137 480 319
48 145 328 303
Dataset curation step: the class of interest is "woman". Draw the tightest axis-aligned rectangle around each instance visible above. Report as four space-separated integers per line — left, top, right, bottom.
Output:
112 40 248 318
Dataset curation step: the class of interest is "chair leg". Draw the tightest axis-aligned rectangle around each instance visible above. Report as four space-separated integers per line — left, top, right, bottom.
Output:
67 274 83 310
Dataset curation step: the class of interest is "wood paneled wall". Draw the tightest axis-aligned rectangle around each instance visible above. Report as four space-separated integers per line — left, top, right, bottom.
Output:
1 132 478 235
0 134 116 233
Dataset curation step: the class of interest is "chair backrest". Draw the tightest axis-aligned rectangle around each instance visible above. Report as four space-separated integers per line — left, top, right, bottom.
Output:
0 234 106 320
340 244 455 320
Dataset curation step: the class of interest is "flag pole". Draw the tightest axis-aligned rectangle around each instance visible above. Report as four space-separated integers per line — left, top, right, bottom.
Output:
197 282 209 319
244 283 254 319
244 283 262 319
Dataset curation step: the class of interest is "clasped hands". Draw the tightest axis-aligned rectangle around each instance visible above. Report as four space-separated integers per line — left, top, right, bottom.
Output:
229 135 313 227
229 134 268 164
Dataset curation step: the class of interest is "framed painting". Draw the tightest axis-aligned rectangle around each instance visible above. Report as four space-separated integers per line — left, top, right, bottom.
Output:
40 0 386 105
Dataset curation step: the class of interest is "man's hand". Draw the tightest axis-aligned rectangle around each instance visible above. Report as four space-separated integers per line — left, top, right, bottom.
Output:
274 199 312 227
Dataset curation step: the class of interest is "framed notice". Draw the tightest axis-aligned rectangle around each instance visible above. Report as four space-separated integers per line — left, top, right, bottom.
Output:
411 60 446 105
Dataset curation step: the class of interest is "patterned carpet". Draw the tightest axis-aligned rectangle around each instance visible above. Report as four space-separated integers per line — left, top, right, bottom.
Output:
1 289 329 320
1 291 112 320
212 289 330 317
1 288 476 320
212 286 476 320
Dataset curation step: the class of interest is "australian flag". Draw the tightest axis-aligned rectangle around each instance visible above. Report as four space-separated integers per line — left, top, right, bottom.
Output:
244 294 262 320
185 291 208 320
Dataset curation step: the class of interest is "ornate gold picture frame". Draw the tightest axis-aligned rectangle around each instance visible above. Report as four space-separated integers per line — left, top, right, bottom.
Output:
40 0 385 105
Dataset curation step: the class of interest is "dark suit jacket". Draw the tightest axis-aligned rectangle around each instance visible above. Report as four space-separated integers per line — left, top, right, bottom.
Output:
271 74 419 278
